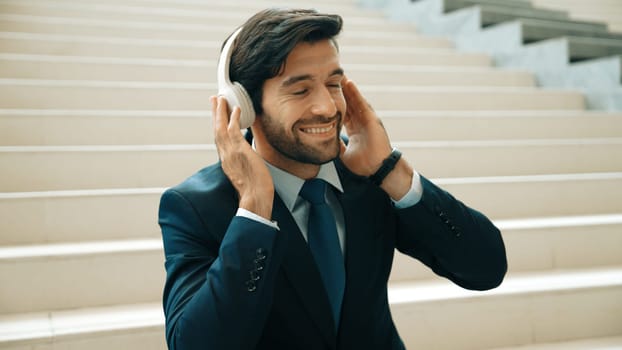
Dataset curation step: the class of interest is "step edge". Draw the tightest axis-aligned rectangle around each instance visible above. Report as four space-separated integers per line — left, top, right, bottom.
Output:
388 266 622 305
1 109 619 118
2 138 622 152
2 172 621 199
2 267 621 344
2 213 621 259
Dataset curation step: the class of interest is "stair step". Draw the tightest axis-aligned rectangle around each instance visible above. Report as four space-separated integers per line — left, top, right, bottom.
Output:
446 0 534 9
0 302 166 350
385 110 622 141
448 2 613 35
0 1 373 27
0 11 417 37
0 0 394 33
66 0 360 12
0 79 584 110
443 0 571 21
562 35 622 62
0 31 491 65
0 0 370 20
481 12 608 33
1 173 620 245
2 109 620 146
533 0 622 12
2 216 621 313
518 34 622 62
489 335 622 349
565 13 622 26
391 267 622 349
1 268 620 350
391 214 622 281
0 15 436 48
2 139 620 191
0 188 163 246
530 0 622 38
534 0 621 5
0 54 533 86
438 172 622 219
512 18 622 42
0 8 415 35
0 240 165 314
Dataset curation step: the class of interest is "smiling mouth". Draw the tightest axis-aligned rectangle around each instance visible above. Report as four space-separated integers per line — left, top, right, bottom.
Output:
300 122 336 135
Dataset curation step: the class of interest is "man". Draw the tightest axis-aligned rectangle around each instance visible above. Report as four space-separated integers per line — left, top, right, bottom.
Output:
158 8 507 350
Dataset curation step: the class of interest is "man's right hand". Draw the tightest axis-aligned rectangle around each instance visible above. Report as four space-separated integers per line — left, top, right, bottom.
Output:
211 96 274 220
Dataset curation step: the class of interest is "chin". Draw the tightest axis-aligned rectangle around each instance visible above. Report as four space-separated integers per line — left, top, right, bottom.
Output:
305 143 340 165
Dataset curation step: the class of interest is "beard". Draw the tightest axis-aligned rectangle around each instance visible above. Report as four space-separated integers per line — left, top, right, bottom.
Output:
259 112 342 165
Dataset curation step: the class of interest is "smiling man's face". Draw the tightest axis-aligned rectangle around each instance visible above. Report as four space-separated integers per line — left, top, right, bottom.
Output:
253 39 346 174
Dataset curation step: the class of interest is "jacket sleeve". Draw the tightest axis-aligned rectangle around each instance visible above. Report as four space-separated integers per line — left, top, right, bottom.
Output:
394 176 507 290
158 188 285 349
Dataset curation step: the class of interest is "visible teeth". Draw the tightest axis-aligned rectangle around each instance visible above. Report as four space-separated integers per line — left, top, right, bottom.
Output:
302 125 333 134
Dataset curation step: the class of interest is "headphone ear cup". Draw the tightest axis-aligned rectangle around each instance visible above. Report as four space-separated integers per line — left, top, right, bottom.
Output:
219 82 256 129
231 82 256 129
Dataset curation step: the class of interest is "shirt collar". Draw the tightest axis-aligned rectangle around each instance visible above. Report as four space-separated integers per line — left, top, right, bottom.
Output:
265 160 344 212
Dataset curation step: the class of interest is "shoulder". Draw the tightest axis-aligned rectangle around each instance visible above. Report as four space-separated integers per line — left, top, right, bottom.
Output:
168 162 231 197
161 162 238 218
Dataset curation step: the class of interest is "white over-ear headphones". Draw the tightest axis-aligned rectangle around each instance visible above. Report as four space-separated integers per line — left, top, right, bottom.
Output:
217 27 256 129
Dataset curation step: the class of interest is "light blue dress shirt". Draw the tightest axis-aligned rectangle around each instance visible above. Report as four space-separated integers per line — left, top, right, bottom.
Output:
236 158 424 256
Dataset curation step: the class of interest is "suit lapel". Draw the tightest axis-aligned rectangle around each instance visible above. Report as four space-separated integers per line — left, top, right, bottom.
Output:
337 186 384 342
272 195 337 348
335 172 370 326
332 161 391 347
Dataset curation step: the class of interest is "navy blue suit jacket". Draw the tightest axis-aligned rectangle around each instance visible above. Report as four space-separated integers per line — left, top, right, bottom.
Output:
158 159 507 350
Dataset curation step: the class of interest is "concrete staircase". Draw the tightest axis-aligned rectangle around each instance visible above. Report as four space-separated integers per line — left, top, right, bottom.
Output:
1 0 621 349
383 0 622 110
532 0 622 34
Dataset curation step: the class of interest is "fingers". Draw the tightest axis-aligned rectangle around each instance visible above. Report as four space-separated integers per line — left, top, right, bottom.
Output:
212 96 227 140
212 95 242 138
343 78 378 132
212 96 246 164
343 76 371 115
228 105 242 132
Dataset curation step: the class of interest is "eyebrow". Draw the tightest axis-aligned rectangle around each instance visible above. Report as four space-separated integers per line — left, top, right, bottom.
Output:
281 68 345 88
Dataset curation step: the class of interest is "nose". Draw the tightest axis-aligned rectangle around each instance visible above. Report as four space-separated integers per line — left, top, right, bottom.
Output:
310 86 337 117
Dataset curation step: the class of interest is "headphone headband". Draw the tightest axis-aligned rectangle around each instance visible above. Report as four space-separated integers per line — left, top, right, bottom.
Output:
216 26 256 129
217 27 243 89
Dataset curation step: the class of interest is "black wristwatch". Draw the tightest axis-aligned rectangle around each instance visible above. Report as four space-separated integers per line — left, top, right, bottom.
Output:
369 148 402 186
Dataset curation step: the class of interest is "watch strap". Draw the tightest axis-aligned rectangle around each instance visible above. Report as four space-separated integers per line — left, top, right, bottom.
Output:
369 148 402 186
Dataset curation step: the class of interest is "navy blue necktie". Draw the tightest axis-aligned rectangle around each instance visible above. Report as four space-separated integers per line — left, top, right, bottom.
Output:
299 178 345 328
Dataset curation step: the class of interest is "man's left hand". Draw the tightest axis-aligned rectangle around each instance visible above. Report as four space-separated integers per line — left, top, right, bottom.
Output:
340 76 392 176
340 76 413 200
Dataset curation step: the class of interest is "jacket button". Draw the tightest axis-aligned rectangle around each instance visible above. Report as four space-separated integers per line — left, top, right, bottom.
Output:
250 270 260 281
246 280 256 292
256 248 267 260
451 226 461 237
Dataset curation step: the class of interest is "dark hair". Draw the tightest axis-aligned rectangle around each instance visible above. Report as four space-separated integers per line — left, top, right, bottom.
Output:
226 8 343 116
